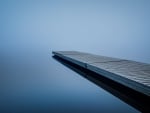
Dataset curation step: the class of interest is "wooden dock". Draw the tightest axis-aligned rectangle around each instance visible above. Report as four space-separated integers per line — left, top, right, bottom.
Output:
52 51 150 97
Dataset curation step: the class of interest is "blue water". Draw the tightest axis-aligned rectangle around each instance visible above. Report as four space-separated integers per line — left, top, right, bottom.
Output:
0 49 139 113
1 1 150 113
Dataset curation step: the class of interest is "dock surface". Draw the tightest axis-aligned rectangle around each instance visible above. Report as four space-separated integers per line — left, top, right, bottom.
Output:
52 51 150 96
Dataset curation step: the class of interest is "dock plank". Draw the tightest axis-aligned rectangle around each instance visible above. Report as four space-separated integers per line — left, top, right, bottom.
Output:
52 51 150 96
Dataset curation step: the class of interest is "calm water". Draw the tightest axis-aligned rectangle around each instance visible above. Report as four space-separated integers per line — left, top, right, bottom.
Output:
0 49 139 113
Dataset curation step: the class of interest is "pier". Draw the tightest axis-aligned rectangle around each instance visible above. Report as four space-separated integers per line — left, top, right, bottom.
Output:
52 51 150 97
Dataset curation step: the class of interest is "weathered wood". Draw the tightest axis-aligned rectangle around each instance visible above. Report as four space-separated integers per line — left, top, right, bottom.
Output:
52 51 150 96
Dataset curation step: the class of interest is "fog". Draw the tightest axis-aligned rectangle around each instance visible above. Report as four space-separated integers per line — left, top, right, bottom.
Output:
1 0 150 63
0 1 149 113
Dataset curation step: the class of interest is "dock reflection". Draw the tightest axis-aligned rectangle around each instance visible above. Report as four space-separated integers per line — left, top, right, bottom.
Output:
53 55 149 113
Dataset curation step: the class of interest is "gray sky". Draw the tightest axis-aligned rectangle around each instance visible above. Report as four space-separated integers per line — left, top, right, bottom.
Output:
1 0 150 63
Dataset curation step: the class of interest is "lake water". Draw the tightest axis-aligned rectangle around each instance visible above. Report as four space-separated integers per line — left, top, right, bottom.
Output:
0 49 140 113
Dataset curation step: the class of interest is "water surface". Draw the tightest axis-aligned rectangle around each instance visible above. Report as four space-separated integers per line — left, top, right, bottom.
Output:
0 49 140 113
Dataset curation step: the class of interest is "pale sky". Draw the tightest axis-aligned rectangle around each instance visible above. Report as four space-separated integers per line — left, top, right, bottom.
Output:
1 0 150 63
